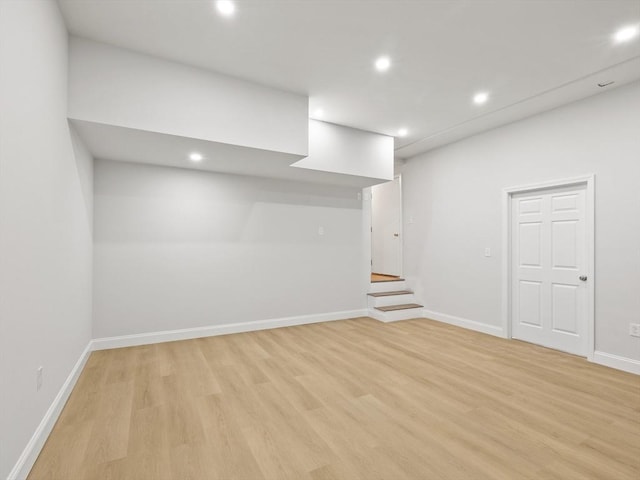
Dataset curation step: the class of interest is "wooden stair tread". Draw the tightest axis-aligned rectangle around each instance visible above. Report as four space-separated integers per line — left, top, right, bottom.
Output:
371 277 405 283
375 303 423 312
367 290 413 297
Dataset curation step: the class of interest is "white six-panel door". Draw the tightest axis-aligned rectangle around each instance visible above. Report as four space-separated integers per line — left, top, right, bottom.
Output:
511 185 588 356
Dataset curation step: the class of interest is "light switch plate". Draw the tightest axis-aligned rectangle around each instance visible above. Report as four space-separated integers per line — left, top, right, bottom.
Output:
36 366 43 391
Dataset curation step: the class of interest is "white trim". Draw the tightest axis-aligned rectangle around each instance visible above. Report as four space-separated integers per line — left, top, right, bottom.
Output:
369 307 423 323
423 309 505 338
7 342 93 480
585 177 596 361
397 174 404 278
592 351 640 375
362 186 373 307
502 174 595 358
91 309 368 350
503 175 595 194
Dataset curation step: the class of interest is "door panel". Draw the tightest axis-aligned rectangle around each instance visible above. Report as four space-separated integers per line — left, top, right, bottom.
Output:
511 185 588 356
371 176 402 276
552 221 578 268
519 281 542 327
551 193 579 212
551 283 578 334
520 197 542 214
519 222 542 267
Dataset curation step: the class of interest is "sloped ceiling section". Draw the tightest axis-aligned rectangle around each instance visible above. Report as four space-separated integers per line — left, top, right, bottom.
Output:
59 1 640 159
68 38 394 187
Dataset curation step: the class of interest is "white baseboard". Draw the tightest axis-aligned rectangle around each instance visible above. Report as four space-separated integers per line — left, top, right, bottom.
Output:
423 310 638 375
368 308 424 323
7 342 93 480
422 309 505 338
91 309 368 350
592 351 640 375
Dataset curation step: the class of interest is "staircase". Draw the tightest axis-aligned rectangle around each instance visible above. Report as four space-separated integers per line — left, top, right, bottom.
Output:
368 278 423 322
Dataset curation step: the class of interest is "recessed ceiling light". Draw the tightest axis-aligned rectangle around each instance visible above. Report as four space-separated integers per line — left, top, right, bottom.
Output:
473 92 489 105
189 152 203 162
398 128 408 137
215 0 235 17
375 56 391 72
613 25 639 44
313 108 324 119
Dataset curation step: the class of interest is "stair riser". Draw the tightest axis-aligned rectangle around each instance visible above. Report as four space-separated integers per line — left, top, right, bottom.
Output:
369 307 423 323
367 294 415 308
369 280 406 293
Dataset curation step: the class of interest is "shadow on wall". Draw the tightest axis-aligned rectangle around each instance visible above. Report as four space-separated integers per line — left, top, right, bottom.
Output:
93 160 363 244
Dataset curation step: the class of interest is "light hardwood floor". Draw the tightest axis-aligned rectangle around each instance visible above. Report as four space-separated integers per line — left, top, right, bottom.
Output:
371 273 401 282
29 317 640 480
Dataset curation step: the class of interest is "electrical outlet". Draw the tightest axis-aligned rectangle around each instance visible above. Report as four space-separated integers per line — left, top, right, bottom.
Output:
630 323 640 338
318 226 325 236
484 247 491 257
36 366 43 391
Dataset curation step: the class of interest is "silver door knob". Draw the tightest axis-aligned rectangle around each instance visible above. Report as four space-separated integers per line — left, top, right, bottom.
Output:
579 275 587 281
393 233 399 237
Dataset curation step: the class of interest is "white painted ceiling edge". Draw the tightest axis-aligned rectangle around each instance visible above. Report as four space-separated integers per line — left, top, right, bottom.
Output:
395 57 640 158
68 37 395 187
68 37 309 156
57 0 640 158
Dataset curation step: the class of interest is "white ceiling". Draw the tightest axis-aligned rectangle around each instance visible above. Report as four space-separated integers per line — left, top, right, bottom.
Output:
58 0 640 158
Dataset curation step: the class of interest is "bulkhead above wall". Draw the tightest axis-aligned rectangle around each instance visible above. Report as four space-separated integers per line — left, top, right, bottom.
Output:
68 37 394 187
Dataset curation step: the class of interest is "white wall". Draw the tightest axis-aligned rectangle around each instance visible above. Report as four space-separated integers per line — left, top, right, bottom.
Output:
294 120 394 182
69 37 309 156
403 81 640 361
93 160 364 338
0 1 93 478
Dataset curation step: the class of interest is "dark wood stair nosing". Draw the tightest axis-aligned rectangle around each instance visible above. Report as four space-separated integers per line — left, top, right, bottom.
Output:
375 303 424 312
371 277 405 283
367 290 413 297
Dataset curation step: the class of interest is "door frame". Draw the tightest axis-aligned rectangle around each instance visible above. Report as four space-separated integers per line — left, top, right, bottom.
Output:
370 174 403 278
501 175 595 359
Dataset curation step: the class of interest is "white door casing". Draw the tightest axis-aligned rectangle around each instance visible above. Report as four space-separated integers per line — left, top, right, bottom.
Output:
371 176 402 276
511 183 590 356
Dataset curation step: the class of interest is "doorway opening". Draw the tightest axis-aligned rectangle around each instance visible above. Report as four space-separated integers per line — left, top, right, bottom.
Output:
371 175 403 282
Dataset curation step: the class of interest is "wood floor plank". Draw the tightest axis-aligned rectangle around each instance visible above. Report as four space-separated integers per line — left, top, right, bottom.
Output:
196 393 266 480
28 318 640 480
